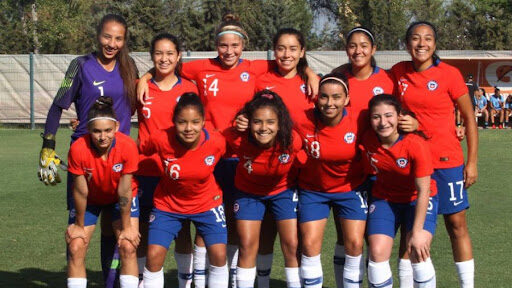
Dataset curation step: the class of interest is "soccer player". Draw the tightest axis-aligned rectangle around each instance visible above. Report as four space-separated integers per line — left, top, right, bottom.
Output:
390 21 478 288
296 73 369 288
489 87 505 129
360 94 438 288
474 88 489 128
139 93 228 288
135 33 198 287
38 14 138 286
225 90 304 288
66 97 140 288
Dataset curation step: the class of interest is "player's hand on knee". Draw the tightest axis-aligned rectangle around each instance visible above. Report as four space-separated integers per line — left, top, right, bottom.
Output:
407 229 431 263
66 224 87 245
118 227 141 248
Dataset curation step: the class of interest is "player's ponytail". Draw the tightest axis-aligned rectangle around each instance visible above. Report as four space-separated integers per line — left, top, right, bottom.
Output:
273 28 309 82
97 14 138 110
87 96 118 126
215 12 249 47
172 92 205 123
405 21 440 66
238 90 293 153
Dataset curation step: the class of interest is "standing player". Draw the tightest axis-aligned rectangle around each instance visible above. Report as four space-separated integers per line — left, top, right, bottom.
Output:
390 21 478 288
66 97 140 288
38 14 138 286
139 93 229 288
135 33 198 287
226 91 304 288
360 94 438 288
296 73 368 288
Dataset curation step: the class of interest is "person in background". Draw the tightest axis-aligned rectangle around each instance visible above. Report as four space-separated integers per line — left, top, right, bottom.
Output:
489 87 505 129
474 88 489 129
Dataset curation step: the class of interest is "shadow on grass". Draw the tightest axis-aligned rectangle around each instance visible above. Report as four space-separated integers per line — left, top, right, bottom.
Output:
0 268 180 287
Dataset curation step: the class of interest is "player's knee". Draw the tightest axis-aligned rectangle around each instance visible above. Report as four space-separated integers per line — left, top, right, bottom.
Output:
280 237 298 257
68 238 87 259
119 241 137 257
446 215 469 238
344 236 364 255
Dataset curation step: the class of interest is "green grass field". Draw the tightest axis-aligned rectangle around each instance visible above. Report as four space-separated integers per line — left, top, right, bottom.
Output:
0 128 510 287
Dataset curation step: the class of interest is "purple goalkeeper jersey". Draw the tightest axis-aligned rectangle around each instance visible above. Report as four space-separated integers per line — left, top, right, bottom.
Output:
52 53 132 140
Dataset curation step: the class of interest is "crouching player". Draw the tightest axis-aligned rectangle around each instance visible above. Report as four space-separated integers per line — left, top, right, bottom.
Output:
65 97 141 288
360 94 437 288
139 93 229 288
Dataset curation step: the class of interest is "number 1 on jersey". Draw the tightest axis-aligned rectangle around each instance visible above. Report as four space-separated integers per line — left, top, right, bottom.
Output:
203 78 219 97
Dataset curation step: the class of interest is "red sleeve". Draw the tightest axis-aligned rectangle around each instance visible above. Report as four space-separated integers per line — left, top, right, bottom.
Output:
183 79 199 94
447 65 469 101
291 130 307 167
409 136 433 178
122 138 139 174
389 64 401 98
67 140 84 175
139 129 163 156
181 60 204 81
213 131 227 156
250 60 273 77
222 127 242 152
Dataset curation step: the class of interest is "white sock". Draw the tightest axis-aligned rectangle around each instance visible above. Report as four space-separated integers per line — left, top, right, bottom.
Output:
455 259 474 288
138 257 146 278
227 244 239 288
174 252 193 288
285 267 301 288
343 254 363 288
143 267 164 288
67 278 86 288
209 264 229 288
333 244 345 288
120 275 139 288
236 266 256 288
398 258 414 288
256 253 273 288
300 254 323 288
368 260 393 288
193 245 208 288
412 258 436 288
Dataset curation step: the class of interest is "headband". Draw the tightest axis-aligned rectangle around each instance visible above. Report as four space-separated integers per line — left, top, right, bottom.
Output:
217 30 245 39
320 77 349 95
88 116 117 123
347 27 375 43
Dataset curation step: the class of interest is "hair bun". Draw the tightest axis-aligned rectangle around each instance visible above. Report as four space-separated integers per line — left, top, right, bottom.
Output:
95 96 114 108
222 13 239 23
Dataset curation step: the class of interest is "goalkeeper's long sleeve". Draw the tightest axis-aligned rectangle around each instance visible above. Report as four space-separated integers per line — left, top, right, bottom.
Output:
44 103 63 136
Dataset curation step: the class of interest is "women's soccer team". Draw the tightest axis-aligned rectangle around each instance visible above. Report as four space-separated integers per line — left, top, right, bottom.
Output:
39 12 478 288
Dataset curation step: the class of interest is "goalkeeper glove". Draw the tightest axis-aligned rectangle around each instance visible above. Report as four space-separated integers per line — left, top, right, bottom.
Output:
38 133 63 185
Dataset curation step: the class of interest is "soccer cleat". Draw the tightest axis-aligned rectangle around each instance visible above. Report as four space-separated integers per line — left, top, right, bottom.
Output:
499 124 503 129
492 124 496 129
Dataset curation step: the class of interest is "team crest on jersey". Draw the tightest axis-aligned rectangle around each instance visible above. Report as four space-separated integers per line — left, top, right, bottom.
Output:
369 204 376 214
372 86 384 95
233 202 240 213
300 84 306 94
344 132 355 144
396 158 409 168
204 155 215 166
278 153 291 164
427 80 438 91
240 72 250 82
112 163 123 172
149 213 156 223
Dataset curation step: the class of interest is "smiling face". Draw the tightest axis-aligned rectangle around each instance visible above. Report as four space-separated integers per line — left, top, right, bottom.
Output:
250 106 279 148
407 24 436 71
174 106 205 149
370 103 399 144
216 33 244 69
317 82 349 126
88 119 119 154
346 32 375 69
152 38 181 78
97 21 126 61
274 33 305 78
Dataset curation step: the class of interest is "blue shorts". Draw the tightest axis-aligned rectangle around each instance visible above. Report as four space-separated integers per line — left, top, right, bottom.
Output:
234 188 298 221
136 175 160 208
367 195 438 238
432 165 469 214
298 182 369 223
214 158 239 207
148 205 227 249
68 195 140 226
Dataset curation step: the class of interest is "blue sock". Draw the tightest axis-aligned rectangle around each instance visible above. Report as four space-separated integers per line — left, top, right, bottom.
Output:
101 234 119 287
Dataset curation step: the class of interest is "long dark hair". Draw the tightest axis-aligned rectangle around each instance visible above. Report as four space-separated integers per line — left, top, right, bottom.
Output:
238 90 294 153
150 32 182 75
172 92 205 123
273 28 309 82
96 14 138 110
345 26 377 68
405 21 440 66
87 96 117 128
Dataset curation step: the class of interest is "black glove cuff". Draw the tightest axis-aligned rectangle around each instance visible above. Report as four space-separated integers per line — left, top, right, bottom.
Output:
41 133 56 149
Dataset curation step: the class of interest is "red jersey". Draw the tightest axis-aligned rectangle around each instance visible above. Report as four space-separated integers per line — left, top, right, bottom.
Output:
182 58 270 132
136 77 198 176
68 132 139 205
224 128 304 196
140 128 226 214
255 70 315 124
390 61 468 168
345 67 395 135
360 132 437 203
295 109 365 193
